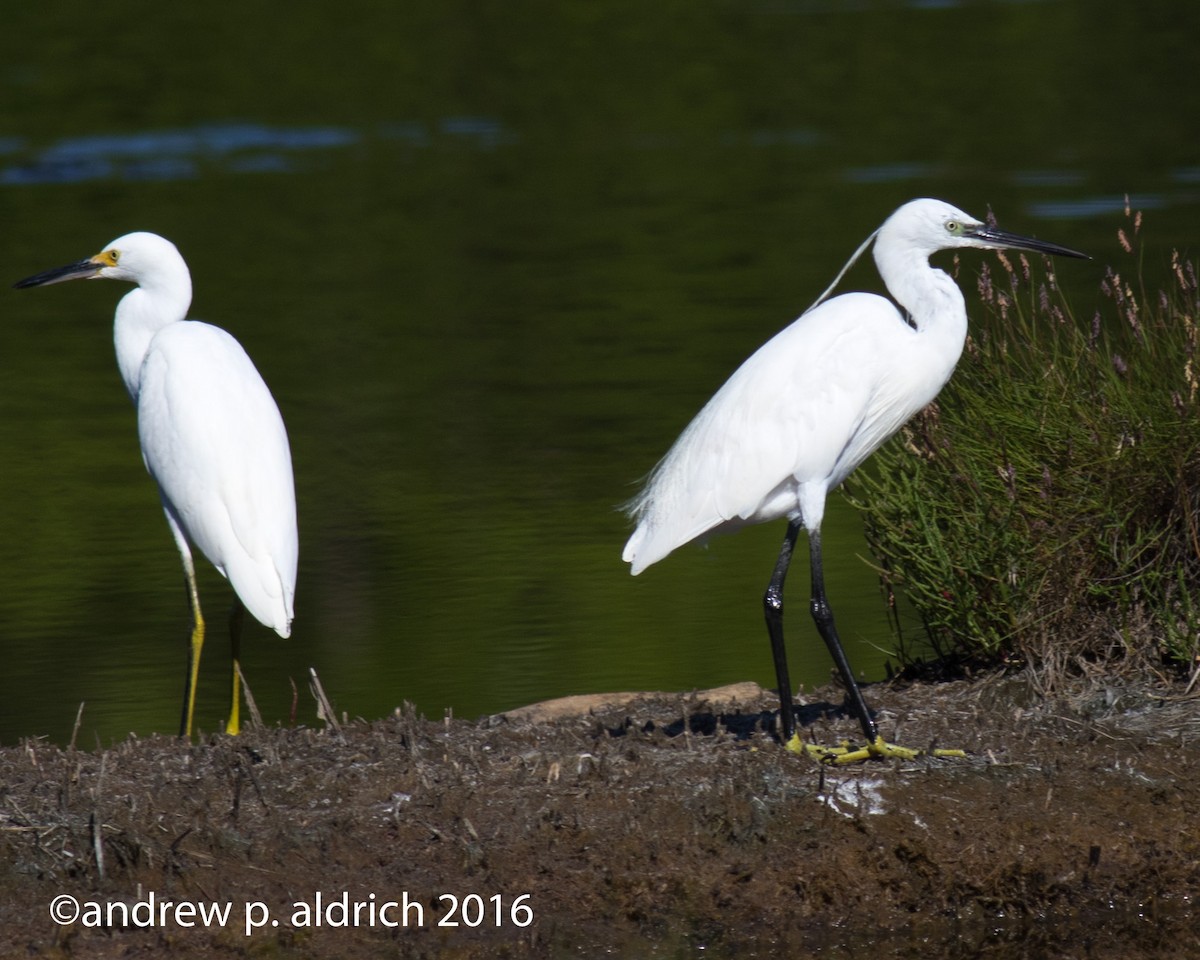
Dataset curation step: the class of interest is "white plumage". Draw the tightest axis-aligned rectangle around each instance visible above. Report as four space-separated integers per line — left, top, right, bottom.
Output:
136 318 296 635
622 199 1087 753
17 232 298 737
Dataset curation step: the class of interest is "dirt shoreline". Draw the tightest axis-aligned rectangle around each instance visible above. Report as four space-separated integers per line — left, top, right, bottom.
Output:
2 675 1198 958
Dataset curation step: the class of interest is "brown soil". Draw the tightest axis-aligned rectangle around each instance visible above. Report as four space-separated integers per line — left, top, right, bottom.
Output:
2 675 1198 958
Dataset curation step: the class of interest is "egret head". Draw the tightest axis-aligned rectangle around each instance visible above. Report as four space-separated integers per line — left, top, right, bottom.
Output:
14 232 187 290
882 198 1089 261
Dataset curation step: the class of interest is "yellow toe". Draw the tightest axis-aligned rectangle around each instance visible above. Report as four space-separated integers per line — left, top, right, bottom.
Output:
786 733 966 764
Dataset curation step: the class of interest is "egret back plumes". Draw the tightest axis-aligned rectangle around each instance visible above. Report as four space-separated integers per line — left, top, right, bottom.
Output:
15 232 298 737
622 199 1088 757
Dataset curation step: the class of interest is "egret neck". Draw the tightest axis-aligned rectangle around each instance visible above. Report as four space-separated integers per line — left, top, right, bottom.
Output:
114 258 192 401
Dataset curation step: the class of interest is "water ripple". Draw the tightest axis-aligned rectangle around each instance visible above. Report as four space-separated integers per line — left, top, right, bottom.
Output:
1 119 514 187
1025 195 1167 220
843 163 940 184
1011 169 1087 188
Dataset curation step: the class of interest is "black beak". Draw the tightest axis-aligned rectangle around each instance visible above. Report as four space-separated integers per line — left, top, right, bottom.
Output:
969 224 1090 260
14 258 103 290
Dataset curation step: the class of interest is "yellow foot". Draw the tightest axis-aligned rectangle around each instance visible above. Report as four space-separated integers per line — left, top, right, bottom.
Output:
785 733 966 765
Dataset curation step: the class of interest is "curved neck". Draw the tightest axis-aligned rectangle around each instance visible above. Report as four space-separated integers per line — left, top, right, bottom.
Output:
874 241 968 367
113 275 191 401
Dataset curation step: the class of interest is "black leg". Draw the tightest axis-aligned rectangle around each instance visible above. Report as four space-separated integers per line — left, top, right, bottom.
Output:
764 520 802 741
808 528 879 743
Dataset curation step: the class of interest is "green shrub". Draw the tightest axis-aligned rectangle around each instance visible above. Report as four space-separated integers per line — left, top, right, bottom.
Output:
847 206 1200 686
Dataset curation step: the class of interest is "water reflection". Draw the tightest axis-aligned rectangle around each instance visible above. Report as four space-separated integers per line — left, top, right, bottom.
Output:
1 123 355 185
742 128 824 148
1027 194 1168 219
0 119 521 188
1010 170 1086 188
844 163 941 184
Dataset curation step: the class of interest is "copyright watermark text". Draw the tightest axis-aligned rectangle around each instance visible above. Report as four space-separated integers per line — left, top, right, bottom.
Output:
49 890 534 936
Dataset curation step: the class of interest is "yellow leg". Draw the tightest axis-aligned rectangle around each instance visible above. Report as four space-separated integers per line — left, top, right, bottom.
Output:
226 601 245 736
786 732 967 765
180 564 205 739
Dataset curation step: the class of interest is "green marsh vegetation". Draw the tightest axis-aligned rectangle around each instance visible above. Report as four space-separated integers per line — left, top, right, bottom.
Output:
849 203 1200 692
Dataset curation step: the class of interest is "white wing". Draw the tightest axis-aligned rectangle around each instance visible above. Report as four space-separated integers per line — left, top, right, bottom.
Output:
624 292 924 574
136 321 298 636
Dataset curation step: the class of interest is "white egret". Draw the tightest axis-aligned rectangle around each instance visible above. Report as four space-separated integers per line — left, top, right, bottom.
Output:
15 232 297 739
623 198 1088 761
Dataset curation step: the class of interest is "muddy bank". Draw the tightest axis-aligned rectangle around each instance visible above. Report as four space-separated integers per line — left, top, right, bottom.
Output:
1 676 1197 957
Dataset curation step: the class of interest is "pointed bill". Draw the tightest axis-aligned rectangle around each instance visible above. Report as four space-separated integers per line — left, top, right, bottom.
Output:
14 255 108 289
968 224 1090 260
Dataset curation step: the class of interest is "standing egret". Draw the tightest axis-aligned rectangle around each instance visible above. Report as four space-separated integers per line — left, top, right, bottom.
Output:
623 199 1087 761
15 232 297 739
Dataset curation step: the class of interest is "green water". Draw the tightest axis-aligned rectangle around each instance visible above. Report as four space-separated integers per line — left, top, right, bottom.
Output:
0 1 1195 745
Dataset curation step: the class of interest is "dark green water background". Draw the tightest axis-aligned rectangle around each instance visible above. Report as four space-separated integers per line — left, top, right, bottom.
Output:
0 1 1195 745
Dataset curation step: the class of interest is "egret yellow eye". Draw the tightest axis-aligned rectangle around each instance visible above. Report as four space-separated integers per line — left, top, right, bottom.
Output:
92 249 120 267
945 220 962 235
